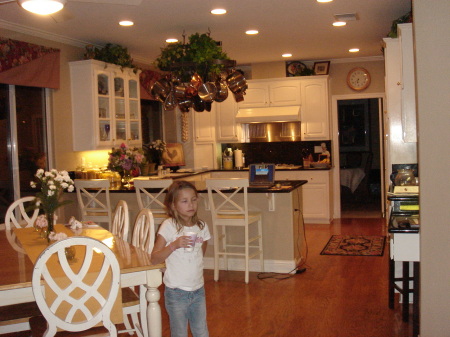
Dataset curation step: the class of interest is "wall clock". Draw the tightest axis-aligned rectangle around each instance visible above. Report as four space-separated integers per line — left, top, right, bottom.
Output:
347 67 371 91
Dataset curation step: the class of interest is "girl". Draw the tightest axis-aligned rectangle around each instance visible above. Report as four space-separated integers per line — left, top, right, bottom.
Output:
151 180 210 337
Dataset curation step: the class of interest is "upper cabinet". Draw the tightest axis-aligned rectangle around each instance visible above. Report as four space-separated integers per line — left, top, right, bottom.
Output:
215 96 241 142
194 105 216 142
300 77 330 140
238 79 301 108
69 59 142 151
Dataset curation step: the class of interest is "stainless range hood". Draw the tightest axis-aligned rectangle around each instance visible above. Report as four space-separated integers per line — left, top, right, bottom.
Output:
235 106 301 123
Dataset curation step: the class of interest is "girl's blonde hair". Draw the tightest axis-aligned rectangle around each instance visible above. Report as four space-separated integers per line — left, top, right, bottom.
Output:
164 180 205 233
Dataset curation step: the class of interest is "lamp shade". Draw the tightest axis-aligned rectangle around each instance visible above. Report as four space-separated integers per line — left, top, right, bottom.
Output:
19 0 66 15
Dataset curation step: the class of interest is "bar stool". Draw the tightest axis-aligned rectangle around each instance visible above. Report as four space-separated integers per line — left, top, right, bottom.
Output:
206 178 264 284
134 179 173 229
74 179 112 230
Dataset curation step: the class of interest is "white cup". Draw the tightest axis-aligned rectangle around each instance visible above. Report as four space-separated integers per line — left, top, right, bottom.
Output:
183 231 198 252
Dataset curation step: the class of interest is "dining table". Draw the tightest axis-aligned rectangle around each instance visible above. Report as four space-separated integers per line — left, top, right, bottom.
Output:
0 223 165 337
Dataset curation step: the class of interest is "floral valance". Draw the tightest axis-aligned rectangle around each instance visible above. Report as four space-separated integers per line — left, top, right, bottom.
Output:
0 37 60 89
139 69 164 100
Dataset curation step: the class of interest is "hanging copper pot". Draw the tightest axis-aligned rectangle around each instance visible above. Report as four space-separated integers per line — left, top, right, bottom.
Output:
214 81 229 102
204 101 212 112
198 82 217 102
184 84 198 98
174 84 187 99
226 70 248 94
190 73 203 90
178 98 193 113
233 91 245 103
193 95 205 112
163 91 177 111
151 78 171 103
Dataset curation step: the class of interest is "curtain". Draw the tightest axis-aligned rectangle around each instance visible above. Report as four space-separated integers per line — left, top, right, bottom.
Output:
0 37 60 89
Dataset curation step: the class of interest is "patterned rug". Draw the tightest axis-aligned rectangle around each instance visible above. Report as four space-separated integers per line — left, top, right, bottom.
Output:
320 235 386 256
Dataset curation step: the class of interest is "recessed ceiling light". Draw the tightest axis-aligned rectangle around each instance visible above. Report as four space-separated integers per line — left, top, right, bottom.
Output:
211 8 227 15
317 0 333 3
282 53 292 58
332 21 346 27
19 0 66 15
246 30 259 35
166 38 178 43
119 20 134 27
349 48 360 53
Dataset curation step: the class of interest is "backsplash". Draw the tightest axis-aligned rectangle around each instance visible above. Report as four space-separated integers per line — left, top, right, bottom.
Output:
220 141 332 167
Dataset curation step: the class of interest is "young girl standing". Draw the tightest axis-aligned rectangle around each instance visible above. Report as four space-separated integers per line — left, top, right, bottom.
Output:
151 180 211 337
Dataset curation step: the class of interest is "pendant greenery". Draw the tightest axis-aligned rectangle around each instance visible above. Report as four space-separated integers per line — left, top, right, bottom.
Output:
155 33 231 81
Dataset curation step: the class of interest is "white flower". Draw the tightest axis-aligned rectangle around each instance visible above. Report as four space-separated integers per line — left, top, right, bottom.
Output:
49 232 67 241
35 215 48 228
30 181 36 188
36 169 44 178
68 185 74 192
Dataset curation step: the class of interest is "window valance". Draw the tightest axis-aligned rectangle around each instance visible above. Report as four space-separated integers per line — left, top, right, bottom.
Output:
0 37 60 89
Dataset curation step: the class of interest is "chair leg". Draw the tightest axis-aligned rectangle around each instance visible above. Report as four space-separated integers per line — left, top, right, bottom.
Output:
258 219 264 272
245 224 249 284
221 225 228 270
213 223 220 282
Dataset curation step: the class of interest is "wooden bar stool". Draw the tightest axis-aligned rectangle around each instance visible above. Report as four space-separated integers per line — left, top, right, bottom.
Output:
206 178 264 284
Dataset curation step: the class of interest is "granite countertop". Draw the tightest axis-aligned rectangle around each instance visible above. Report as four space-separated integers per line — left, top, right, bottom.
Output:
108 179 307 194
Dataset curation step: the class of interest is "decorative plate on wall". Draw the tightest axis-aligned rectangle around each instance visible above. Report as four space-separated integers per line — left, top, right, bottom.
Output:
286 61 307 77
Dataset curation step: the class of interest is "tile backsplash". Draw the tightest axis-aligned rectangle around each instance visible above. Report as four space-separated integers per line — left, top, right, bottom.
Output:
220 141 332 167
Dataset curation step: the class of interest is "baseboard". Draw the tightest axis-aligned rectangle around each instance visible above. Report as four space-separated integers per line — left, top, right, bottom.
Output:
203 257 297 274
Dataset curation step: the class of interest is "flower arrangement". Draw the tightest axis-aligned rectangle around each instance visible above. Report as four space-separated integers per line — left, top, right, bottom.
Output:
107 143 145 173
143 139 166 164
30 169 75 242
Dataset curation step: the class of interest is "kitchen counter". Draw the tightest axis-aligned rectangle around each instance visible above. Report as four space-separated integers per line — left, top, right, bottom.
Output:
61 177 307 273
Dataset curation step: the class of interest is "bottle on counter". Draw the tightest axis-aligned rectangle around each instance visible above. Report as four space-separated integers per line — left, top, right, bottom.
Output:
234 149 243 169
223 147 233 170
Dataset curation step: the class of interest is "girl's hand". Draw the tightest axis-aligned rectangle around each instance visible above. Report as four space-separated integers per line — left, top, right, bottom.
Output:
173 235 194 249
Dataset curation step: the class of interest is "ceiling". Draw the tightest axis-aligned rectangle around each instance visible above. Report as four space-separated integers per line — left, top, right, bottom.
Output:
0 0 411 66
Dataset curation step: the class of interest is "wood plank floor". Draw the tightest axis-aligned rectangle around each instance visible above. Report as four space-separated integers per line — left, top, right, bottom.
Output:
1 216 412 337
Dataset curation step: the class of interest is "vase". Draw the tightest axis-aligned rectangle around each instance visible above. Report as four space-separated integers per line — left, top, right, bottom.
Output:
45 212 55 243
121 169 132 189
149 163 157 173
140 163 150 176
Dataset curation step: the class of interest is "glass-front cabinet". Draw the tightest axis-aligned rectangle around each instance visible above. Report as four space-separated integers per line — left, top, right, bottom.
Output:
70 59 142 151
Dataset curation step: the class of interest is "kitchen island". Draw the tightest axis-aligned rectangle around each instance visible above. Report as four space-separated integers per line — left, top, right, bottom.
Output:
61 175 307 273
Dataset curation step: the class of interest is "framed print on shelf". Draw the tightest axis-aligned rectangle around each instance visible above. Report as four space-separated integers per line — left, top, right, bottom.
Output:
313 61 330 75
161 143 185 167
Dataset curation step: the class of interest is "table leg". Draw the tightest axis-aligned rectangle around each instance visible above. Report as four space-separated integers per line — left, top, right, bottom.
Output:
389 258 395 309
413 262 420 337
144 269 162 337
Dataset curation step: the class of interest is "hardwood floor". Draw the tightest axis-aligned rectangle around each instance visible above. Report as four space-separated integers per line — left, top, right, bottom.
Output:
175 217 411 337
1 217 412 337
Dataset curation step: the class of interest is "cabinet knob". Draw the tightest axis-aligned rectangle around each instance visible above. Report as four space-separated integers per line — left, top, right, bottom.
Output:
397 82 402 86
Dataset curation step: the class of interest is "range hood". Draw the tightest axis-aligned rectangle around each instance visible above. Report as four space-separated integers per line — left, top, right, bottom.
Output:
235 106 301 123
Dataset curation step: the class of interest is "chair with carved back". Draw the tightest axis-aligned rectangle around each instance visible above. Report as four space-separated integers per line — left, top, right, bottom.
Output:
111 200 130 242
29 236 121 337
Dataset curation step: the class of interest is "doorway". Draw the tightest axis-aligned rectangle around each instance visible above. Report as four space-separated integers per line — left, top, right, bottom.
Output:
331 94 385 219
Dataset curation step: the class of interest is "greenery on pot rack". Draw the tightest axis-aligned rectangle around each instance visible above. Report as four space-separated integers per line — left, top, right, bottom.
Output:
155 32 231 81
84 43 139 73
387 11 413 38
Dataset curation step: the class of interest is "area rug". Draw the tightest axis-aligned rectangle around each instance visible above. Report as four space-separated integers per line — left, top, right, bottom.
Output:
320 235 386 256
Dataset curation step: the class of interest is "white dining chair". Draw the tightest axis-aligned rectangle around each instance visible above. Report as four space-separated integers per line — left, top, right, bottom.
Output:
111 200 130 242
74 179 112 229
134 178 172 229
30 236 121 337
206 178 264 284
5 196 40 230
131 208 156 254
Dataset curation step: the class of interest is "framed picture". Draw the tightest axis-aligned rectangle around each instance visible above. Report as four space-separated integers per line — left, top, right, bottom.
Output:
161 143 185 167
313 61 330 75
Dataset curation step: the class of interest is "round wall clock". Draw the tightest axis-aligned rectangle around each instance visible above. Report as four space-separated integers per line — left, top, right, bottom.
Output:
347 67 371 91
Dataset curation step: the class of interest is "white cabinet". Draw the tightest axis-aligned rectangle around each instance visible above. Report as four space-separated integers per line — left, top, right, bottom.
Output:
215 97 241 141
70 59 142 151
238 79 301 108
194 106 215 142
276 170 331 224
300 77 330 140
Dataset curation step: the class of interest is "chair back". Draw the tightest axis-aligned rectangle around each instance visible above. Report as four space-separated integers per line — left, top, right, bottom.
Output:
74 179 112 227
5 196 40 230
134 179 172 226
131 208 155 254
206 178 250 219
32 237 120 336
111 200 129 242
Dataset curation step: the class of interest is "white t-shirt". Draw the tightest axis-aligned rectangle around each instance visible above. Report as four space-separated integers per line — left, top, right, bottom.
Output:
158 218 211 291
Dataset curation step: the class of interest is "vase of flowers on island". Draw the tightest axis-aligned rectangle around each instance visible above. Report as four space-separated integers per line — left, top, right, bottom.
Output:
30 169 75 243
143 140 166 172
107 143 145 187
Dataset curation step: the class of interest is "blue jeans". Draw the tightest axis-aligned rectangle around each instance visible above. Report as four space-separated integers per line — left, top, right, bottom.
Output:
165 286 209 337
